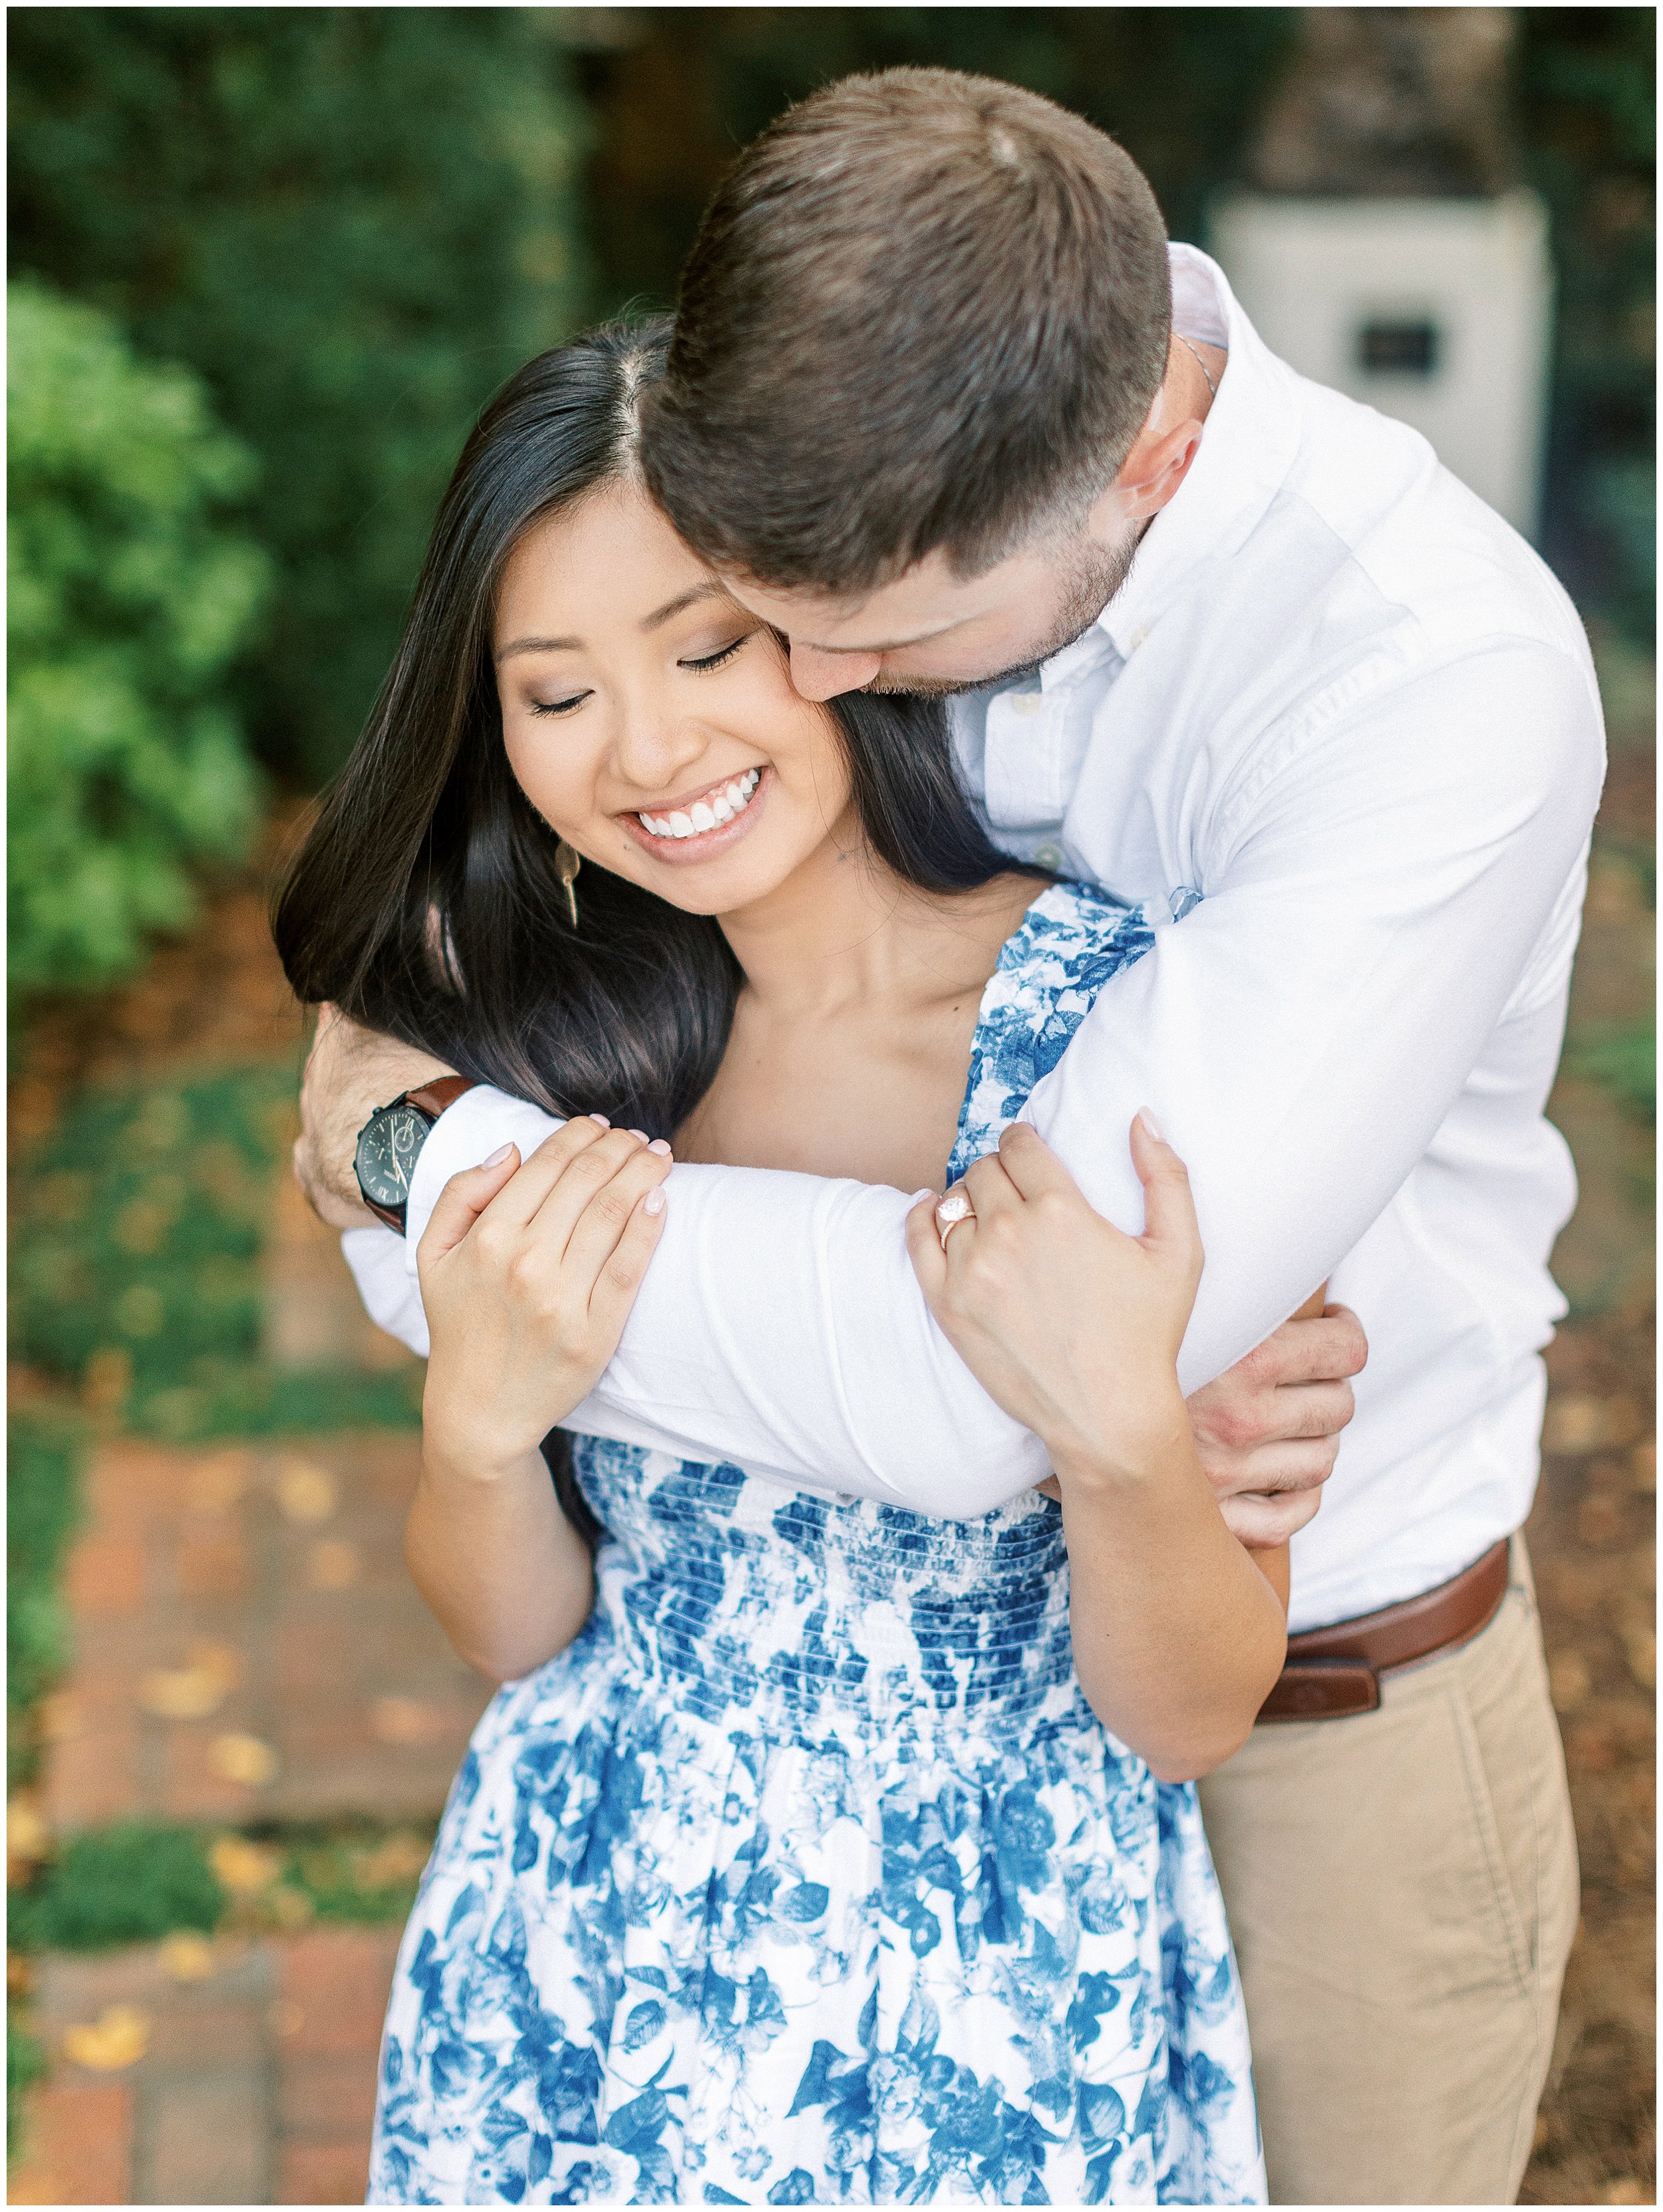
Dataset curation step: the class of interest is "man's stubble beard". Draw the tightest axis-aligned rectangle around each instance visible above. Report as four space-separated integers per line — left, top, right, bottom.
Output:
865 526 1141 700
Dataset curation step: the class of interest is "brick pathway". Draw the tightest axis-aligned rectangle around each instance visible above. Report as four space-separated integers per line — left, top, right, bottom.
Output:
8 1926 401 2205
45 1429 490 1834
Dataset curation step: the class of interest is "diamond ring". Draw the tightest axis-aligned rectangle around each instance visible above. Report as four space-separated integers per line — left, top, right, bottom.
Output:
935 1189 976 1249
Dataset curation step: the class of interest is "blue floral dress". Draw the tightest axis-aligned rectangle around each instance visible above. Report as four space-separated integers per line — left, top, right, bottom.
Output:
369 883 1265 2208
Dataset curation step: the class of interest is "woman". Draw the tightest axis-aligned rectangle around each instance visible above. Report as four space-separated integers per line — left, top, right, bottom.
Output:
275 323 1286 2207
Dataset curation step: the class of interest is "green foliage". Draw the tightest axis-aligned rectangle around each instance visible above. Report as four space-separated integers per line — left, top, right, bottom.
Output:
7 2008 47 2159
11 1065 291 1389
7 1409 85 1784
577 7 1298 314
10 9 589 786
1568 1022 1656 1127
9 1065 421 1441
1521 10 1656 639
11 1823 224 1951
8 1818 436 1973
256 1820 437 1928
8 280 267 1002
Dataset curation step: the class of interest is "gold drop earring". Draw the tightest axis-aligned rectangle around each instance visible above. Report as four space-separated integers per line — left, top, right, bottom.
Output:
556 839 581 928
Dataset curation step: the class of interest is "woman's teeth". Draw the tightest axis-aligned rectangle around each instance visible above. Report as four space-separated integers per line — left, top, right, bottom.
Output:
638 769 760 841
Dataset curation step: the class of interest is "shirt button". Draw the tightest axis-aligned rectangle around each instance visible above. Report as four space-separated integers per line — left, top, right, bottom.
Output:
1129 627 1150 651
1033 843 1064 870
1009 692 1044 718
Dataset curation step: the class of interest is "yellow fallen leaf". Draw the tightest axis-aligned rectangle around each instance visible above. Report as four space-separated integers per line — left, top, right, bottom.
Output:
354 1832 432 1889
370 1697 437 1746
1549 1651 1591 1713
7 1799 49 1864
208 1732 279 1788
277 1458 338 1524
1619 1622 1656 1692
209 1834 283 1894
63 2003 150 2072
160 1931 216 1982
140 1640 243 1720
1543 1393 1646 1455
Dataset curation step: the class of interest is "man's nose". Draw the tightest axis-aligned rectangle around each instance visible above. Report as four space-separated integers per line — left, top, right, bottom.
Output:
788 638 883 702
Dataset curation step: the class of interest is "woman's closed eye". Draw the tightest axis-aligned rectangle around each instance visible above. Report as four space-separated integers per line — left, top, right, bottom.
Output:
526 634 751 717
679 633 751 674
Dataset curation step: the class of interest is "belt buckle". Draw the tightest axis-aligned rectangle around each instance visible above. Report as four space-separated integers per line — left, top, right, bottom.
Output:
1257 1656 1381 1723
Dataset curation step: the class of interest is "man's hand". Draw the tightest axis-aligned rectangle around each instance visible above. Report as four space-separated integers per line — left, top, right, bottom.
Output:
293 1005 456 1230
1186 1302 1367 1546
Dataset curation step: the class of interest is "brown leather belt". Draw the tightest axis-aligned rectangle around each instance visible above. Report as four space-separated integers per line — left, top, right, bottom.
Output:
1259 1538 1511 1723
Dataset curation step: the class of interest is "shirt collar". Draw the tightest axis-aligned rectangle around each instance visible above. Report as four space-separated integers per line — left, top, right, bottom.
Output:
1093 244 1304 662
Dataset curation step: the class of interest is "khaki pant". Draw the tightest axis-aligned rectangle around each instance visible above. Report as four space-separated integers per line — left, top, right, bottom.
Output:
1198 1538 1579 2205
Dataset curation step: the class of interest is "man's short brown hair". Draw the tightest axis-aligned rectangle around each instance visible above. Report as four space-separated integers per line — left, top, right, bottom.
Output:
640 68 1171 595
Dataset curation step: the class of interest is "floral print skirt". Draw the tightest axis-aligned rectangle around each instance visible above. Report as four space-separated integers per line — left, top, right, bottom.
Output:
369 1619 1265 2206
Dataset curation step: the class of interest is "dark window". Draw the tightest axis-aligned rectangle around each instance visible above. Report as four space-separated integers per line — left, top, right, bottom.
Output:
1356 318 1441 376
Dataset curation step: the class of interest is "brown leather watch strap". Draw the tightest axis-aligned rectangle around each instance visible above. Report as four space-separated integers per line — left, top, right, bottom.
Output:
355 1076 480 1232
1259 1537 1511 1723
404 1075 477 1120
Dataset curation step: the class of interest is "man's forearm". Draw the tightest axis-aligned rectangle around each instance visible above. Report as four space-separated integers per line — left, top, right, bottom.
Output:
388 1094 1050 1508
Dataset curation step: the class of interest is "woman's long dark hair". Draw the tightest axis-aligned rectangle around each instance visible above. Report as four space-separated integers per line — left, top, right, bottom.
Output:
273 318 1026 1143
275 321 1031 1543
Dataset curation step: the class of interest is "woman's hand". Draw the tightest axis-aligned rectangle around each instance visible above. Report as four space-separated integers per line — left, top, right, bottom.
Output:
906 1111 1199 1486
909 1113 1286 1780
418 1116 673 1473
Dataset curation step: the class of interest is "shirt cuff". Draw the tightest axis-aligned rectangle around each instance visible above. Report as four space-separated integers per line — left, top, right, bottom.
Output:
341 1226 431 1357
403 1084 564 1273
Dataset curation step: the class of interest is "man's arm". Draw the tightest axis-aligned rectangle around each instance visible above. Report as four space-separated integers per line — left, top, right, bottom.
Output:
321 637 1600 1516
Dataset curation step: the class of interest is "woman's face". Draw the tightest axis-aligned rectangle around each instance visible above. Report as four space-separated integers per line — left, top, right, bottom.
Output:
494 481 854 917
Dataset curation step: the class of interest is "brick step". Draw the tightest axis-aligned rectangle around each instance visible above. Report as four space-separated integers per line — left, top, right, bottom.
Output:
10 1926 402 2206
49 1433 490 1832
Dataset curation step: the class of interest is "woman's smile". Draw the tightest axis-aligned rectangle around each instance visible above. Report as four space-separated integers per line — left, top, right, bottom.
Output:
616 763 770 866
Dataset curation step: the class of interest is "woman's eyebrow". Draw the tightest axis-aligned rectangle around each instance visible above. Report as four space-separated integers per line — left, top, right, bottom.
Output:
496 583 730 662
496 633 580 660
641 581 729 631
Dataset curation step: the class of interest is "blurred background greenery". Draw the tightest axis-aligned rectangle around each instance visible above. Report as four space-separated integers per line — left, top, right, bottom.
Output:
6 11 1654 2204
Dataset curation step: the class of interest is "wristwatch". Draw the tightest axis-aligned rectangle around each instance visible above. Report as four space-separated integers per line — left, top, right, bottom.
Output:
354 1076 478 1232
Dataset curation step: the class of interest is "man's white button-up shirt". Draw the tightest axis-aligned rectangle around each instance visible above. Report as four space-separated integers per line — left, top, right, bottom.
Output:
344 245 1605 1634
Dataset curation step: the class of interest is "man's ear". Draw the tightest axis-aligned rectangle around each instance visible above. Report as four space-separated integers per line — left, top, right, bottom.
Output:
1092 418 1204 539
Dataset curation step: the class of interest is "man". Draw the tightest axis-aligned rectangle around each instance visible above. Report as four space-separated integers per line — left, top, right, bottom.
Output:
300 71 1597 2203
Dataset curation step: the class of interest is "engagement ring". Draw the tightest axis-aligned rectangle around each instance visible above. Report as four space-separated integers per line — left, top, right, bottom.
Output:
935 1189 975 1248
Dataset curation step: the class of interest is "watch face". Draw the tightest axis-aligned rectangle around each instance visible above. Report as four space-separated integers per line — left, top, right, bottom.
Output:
357 1105 427 1211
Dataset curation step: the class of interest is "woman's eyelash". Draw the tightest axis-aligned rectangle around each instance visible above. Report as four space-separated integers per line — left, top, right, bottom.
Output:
527 634 748 715
680 635 749 672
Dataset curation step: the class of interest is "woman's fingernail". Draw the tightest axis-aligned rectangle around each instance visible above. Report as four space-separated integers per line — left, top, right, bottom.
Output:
643 1187 667 1216
1137 1107 1165 1143
589 1113 611 1128
647 1139 673 1157
482 1143 515 1168
911 1188 937 1204
628 1129 649 1143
